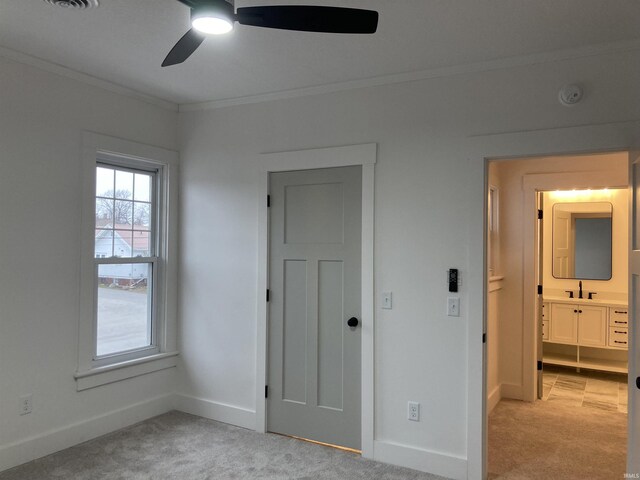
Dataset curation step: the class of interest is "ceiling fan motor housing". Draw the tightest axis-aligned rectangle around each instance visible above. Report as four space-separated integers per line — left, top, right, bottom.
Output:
192 0 234 22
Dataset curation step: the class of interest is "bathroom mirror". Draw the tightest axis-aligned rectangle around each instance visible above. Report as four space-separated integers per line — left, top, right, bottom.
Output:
552 202 612 280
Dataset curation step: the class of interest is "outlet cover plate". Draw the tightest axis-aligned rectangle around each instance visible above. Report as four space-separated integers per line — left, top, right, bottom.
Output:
408 401 420 421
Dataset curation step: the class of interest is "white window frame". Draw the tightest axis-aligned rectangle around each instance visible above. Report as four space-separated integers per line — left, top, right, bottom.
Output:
76 132 179 391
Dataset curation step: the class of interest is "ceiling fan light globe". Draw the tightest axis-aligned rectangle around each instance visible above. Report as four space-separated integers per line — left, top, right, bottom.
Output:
192 16 233 35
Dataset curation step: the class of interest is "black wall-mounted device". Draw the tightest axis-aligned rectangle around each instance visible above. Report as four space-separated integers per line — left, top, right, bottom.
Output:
448 269 458 292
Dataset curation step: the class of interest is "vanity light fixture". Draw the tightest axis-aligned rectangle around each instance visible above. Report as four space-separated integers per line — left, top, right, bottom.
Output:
549 188 613 200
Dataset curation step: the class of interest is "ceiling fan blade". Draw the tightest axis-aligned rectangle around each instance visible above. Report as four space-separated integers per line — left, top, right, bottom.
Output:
162 29 206 67
176 0 199 7
235 5 379 34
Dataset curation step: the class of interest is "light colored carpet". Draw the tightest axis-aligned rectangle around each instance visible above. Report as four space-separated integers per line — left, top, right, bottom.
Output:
0 411 449 480
488 398 627 480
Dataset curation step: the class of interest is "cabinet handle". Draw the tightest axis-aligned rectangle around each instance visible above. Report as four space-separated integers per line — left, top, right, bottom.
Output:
614 321 627 324
614 311 627 314
614 341 628 345
579 310 582 313
614 330 627 334
574 309 578 313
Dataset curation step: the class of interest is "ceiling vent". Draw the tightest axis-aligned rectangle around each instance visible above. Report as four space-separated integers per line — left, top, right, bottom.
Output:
44 0 99 9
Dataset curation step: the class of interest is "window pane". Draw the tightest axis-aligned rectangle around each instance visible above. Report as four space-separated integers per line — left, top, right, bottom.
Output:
114 200 133 226
133 230 151 257
134 173 151 202
96 167 114 197
96 263 151 357
115 229 133 257
95 229 114 258
96 198 114 227
133 202 151 230
115 170 134 200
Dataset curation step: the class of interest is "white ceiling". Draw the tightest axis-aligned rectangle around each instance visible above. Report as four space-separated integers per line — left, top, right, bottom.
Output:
1 0 640 105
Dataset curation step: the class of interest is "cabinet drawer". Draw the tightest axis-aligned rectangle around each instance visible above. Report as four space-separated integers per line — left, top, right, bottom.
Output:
609 327 629 349
542 320 549 341
610 308 629 327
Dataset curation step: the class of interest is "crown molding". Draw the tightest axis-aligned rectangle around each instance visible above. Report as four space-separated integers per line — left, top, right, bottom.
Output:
0 46 178 112
2 37 639 115
179 38 640 112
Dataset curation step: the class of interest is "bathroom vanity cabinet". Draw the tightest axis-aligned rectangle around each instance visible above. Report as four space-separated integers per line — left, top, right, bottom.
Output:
543 300 628 373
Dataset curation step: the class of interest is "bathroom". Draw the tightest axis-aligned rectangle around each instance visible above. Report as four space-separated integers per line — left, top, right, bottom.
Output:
486 151 629 479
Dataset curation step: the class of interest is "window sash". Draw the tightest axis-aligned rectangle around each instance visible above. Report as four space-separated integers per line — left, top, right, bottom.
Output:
92 161 162 365
96 162 159 260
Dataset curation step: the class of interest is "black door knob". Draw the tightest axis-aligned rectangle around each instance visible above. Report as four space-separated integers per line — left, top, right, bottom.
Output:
347 317 359 328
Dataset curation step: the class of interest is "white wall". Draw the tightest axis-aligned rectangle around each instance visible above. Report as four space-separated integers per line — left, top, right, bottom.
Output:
178 47 640 478
0 57 178 470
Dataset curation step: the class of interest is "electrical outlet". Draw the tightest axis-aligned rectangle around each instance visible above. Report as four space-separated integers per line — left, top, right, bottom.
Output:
408 401 420 421
20 394 32 416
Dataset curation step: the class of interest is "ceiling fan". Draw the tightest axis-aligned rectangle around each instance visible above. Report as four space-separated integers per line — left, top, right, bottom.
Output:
163 0 379 67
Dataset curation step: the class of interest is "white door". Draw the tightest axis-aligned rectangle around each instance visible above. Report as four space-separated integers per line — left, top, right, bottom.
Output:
536 192 544 399
628 151 640 474
268 166 362 450
553 207 572 277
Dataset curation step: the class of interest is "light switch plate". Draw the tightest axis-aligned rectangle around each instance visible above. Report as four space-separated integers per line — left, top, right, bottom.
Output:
381 291 392 309
447 297 460 317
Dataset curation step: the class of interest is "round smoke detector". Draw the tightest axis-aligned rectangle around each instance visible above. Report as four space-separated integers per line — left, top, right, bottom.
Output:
44 0 99 8
558 84 584 106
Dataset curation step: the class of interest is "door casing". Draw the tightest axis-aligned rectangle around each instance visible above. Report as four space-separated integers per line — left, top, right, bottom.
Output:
475 120 640 480
255 143 376 458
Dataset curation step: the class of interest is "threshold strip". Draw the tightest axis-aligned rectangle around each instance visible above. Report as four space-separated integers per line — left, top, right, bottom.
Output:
273 432 361 454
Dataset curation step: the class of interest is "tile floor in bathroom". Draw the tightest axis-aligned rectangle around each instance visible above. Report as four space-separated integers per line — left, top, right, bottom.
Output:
542 364 627 413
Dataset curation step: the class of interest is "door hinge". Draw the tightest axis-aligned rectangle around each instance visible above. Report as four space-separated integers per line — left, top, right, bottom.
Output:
537 360 543 371
265 385 269 398
537 209 543 220
266 289 270 302
267 195 271 207
537 285 543 295
482 333 486 344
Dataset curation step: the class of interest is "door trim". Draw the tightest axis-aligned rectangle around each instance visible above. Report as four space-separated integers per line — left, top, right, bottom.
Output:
473 120 640 480
255 143 376 458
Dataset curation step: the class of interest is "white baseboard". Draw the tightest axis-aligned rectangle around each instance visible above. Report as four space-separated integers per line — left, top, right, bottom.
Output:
487 384 502 414
174 394 256 430
0 394 174 474
373 440 467 480
500 383 523 400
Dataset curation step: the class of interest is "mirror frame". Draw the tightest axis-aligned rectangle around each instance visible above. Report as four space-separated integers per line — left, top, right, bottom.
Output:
551 201 613 280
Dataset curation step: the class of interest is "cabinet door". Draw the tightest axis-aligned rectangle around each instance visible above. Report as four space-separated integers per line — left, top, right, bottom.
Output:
550 303 578 344
577 305 607 347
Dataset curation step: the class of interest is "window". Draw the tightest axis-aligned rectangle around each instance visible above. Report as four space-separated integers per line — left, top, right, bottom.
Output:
76 132 178 391
94 164 157 360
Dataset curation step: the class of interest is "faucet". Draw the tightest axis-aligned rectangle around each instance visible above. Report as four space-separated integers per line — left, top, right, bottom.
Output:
578 281 583 299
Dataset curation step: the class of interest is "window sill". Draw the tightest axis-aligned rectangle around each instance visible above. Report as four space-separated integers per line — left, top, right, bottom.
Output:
74 351 179 391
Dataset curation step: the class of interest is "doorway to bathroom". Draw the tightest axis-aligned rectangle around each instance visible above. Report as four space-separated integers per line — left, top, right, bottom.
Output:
485 151 630 479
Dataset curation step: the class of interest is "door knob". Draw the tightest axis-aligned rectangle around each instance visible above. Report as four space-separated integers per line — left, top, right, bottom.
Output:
636 377 640 390
347 317 359 328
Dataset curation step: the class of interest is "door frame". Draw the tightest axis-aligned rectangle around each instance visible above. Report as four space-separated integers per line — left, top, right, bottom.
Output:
470 120 640 480
255 143 376 458
523 170 628 400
